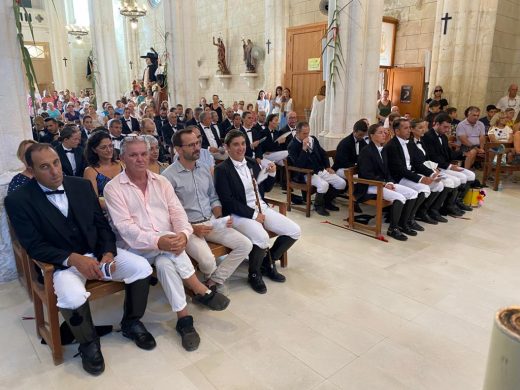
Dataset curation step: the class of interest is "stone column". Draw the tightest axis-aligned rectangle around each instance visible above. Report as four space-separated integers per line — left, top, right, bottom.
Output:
321 0 383 150
88 0 122 106
264 0 288 90
429 0 498 112
0 2 34 282
163 0 199 107
44 0 72 91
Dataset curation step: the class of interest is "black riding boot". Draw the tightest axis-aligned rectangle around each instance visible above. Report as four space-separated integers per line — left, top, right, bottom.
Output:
248 245 267 294
408 192 425 231
261 236 297 283
457 181 473 211
60 302 104 375
387 200 407 241
324 187 340 211
314 193 329 216
121 276 156 350
399 199 417 236
441 187 463 217
417 191 439 224
427 188 450 223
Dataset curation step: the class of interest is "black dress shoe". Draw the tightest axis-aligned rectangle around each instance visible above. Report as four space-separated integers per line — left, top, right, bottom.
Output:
457 201 472 211
408 221 424 231
399 225 418 236
416 211 438 225
314 206 330 216
291 194 304 205
387 227 408 241
176 315 200 352
354 203 363 213
248 272 267 294
446 205 463 217
122 320 156 350
194 290 230 311
429 210 448 223
325 203 340 211
78 339 105 376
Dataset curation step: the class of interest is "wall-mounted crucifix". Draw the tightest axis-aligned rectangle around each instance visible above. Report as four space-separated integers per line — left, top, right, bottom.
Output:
266 39 271 54
129 60 133 70
441 13 452 35
62 57 68 67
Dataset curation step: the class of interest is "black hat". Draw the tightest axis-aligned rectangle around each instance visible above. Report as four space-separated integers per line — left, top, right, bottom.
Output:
140 52 158 60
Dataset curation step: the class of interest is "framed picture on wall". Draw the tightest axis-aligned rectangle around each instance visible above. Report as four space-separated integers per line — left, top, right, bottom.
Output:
400 85 413 103
380 17 398 67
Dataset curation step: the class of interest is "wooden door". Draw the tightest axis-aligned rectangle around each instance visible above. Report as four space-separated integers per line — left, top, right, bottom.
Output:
285 23 327 121
386 67 425 119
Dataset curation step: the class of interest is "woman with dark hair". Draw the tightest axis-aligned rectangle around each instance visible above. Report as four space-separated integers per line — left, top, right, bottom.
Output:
184 107 194 123
8 140 37 194
83 131 123 209
255 90 270 113
209 94 223 123
271 86 284 115
424 85 449 116
255 114 288 166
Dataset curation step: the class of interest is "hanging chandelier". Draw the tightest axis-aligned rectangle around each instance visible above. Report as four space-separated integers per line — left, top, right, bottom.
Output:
66 25 89 43
119 1 147 29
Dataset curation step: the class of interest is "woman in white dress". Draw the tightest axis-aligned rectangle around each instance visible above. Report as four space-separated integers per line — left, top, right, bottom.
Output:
255 90 270 113
309 85 326 136
270 86 283 115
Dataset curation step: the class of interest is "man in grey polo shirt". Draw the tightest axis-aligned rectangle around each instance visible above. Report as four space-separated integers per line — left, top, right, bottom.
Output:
456 106 486 170
162 128 252 292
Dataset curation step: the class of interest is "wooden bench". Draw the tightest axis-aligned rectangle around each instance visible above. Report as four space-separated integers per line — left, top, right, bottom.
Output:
481 142 518 191
345 166 392 238
24 197 288 365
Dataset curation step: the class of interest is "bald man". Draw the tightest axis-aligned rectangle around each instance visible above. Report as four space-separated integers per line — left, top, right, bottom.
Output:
497 83 520 118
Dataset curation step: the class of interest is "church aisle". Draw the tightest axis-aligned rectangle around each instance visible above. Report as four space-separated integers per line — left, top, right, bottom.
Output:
1 184 519 389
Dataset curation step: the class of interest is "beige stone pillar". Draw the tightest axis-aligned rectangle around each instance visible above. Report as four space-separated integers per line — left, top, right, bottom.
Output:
264 0 288 91
163 0 199 107
429 0 498 112
0 2 33 282
88 0 122 106
321 0 383 150
44 0 72 91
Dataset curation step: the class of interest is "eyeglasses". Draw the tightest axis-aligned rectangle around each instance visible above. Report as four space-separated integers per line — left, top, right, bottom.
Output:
181 141 202 149
434 89 443 92
97 144 114 151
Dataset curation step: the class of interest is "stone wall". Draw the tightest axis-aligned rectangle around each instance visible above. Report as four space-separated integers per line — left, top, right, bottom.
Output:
486 0 520 107
289 0 328 26
383 0 437 68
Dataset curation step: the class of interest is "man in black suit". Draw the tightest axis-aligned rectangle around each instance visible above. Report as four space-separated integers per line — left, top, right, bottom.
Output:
333 119 368 179
422 113 475 214
384 118 443 232
186 107 203 127
220 107 235 138
214 130 301 294
5 144 155 376
240 111 263 159
108 119 125 157
274 111 298 150
121 107 140 134
80 115 96 147
154 107 169 132
55 125 86 177
174 104 185 126
161 112 183 148
198 111 226 160
288 122 346 216
40 117 60 145
252 111 267 133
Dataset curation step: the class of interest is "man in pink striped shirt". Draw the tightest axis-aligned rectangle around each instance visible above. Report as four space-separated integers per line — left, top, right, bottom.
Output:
104 136 229 352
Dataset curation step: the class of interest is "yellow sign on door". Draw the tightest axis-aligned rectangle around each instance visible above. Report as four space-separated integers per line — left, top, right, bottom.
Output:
308 58 321 71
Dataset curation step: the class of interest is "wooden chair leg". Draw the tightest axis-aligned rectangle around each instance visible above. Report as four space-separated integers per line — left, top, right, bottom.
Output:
305 189 312 217
286 185 292 212
280 252 288 268
44 276 63 365
375 203 383 237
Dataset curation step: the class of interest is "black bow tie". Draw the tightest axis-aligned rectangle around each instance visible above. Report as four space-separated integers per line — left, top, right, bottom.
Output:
416 140 422 145
204 127 210 130
125 119 131 122
45 190 65 196
64 149 74 154
246 129 252 133
112 136 124 141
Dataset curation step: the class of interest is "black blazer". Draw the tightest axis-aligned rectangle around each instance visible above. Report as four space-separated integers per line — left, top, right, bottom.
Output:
214 157 275 219
121 116 140 134
255 128 284 159
199 124 222 149
354 142 393 202
220 119 234 138
332 134 367 170
273 125 295 151
154 115 169 132
55 144 86 177
160 122 183 146
384 137 423 183
287 136 329 174
5 177 116 269
408 138 435 177
186 118 198 127
240 126 263 158
422 128 455 170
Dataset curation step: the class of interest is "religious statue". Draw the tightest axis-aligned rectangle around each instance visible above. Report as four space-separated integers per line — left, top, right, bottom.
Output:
140 48 159 87
242 38 256 73
212 37 230 75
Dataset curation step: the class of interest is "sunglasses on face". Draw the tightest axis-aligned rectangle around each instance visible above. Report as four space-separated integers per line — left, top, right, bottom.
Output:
434 89 443 92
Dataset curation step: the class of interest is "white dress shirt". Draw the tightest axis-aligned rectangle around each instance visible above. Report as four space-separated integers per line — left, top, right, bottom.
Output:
397 136 412 170
62 147 77 175
203 126 218 148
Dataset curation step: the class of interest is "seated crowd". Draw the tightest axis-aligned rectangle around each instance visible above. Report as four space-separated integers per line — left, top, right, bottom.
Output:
8 83 520 375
